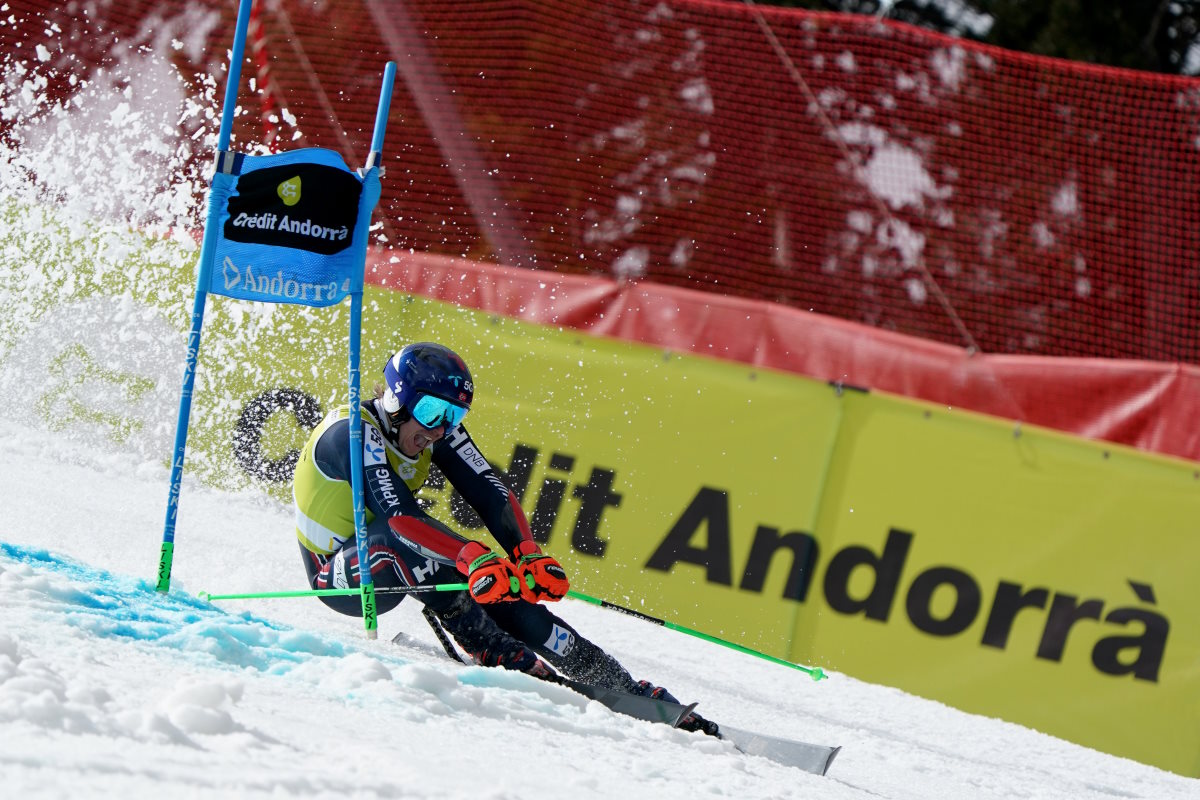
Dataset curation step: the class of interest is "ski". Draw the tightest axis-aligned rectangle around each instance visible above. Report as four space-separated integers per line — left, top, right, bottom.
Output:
553 675 699 728
718 725 841 776
397 622 838 771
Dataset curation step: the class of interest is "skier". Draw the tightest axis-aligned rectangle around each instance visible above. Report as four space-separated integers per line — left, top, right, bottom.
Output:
293 341 717 734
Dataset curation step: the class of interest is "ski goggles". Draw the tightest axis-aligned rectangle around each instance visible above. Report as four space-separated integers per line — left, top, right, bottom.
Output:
409 393 469 430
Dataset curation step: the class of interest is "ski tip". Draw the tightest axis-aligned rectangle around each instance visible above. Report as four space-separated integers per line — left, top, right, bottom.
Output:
197 591 210 601
822 745 842 776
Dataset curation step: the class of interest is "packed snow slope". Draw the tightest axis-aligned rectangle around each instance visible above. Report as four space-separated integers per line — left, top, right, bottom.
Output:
0 421 1196 800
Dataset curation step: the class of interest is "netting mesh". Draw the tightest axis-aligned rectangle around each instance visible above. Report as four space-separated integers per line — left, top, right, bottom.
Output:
5 0 1200 363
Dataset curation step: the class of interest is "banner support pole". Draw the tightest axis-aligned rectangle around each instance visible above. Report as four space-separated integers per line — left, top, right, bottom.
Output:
156 0 254 593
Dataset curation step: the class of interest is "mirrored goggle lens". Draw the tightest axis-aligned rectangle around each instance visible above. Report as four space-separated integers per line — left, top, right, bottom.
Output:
410 394 468 430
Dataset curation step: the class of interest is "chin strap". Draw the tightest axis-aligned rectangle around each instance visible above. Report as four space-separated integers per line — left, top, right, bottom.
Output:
370 396 407 445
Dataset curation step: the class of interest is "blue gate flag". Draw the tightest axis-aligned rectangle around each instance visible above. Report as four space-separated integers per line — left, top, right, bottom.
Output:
206 148 379 307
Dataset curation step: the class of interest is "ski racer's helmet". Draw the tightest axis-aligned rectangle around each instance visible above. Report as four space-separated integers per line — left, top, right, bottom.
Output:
381 342 473 431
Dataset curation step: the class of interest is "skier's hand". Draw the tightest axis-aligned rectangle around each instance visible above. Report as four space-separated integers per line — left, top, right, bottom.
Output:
456 541 521 603
513 541 570 603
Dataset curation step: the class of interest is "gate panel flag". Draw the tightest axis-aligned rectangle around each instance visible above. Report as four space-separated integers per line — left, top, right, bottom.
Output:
207 148 369 307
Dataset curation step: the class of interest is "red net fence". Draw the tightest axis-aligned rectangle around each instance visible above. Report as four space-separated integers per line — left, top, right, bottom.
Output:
4 0 1200 455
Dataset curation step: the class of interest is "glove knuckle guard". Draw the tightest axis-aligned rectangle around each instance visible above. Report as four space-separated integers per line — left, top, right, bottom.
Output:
457 541 521 603
516 551 570 603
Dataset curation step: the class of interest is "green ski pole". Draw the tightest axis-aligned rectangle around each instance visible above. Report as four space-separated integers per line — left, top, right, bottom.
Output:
199 583 468 602
566 589 827 681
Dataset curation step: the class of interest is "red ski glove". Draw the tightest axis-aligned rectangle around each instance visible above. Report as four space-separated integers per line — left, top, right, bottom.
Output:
512 541 570 603
456 541 521 604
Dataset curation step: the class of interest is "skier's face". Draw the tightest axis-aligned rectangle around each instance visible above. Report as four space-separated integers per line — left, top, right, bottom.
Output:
396 415 446 457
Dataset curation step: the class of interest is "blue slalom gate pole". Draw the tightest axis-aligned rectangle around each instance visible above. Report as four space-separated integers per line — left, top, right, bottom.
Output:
157 0 253 592
347 61 396 637
368 62 397 170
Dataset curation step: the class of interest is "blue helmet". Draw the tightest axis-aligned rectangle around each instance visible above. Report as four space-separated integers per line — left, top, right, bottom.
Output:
381 342 473 430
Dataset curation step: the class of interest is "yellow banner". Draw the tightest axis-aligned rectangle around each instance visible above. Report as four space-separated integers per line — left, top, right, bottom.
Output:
391 299 1199 776
807 393 1199 775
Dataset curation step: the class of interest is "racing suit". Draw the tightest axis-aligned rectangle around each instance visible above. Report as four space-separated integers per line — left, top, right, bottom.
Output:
292 397 638 688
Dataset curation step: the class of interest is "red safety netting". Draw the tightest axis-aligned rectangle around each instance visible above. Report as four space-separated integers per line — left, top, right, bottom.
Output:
5 0 1200 365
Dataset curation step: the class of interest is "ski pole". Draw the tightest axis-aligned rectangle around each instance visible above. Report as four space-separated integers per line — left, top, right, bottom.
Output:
566 589 827 681
198 583 468 602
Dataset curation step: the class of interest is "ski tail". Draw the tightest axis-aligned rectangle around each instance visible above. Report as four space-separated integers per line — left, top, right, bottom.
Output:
718 725 841 776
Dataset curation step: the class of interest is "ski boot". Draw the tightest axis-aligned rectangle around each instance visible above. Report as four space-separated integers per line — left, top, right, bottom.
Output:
632 680 721 737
